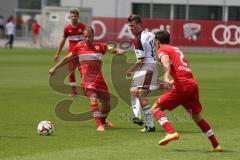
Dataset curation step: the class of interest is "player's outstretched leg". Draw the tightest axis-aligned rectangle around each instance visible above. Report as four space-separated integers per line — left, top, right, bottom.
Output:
192 113 223 152
152 105 179 145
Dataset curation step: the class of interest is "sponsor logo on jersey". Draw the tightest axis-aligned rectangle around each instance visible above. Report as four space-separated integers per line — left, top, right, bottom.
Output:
95 45 100 50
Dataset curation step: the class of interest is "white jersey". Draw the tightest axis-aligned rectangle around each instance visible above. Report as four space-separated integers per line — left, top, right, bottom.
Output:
133 30 156 63
5 22 14 35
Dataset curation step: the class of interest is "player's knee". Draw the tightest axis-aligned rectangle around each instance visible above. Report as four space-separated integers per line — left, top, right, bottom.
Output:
192 112 202 123
139 97 148 107
130 87 138 96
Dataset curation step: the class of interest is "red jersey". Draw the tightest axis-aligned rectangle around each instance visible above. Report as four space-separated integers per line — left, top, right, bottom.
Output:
157 45 195 86
63 23 86 52
31 22 40 35
72 41 107 89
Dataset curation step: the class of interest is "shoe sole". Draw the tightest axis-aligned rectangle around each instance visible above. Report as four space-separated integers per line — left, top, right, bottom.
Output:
159 134 180 146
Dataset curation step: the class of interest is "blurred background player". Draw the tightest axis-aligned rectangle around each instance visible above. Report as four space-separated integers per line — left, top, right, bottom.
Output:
54 9 86 96
4 16 15 49
49 26 125 132
151 30 223 152
31 19 42 48
0 15 4 38
127 14 158 132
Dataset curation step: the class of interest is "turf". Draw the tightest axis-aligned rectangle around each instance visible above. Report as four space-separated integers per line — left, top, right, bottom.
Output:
0 48 239 160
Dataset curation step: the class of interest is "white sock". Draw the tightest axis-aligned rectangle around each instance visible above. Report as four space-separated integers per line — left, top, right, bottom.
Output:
131 97 141 119
143 105 154 127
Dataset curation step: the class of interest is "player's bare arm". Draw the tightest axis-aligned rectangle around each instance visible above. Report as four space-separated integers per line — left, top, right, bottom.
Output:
161 55 173 89
126 58 145 77
54 37 67 61
107 45 127 55
49 53 73 75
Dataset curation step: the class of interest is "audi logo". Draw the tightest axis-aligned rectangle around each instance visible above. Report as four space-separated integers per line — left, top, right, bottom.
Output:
212 25 240 45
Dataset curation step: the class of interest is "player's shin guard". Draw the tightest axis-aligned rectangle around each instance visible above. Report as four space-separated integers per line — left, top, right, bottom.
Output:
197 119 219 148
153 109 175 134
131 97 141 118
142 106 154 127
91 103 102 126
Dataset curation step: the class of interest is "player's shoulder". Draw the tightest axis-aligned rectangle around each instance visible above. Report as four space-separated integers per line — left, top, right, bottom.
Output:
77 22 86 28
157 45 172 55
64 24 72 30
75 41 85 47
162 45 175 51
141 30 154 37
140 30 154 42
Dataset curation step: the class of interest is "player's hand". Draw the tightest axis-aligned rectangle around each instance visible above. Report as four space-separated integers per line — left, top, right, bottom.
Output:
157 80 173 90
116 49 127 54
168 80 174 85
163 80 173 90
49 68 56 75
151 103 158 111
111 48 127 55
157 82 166 90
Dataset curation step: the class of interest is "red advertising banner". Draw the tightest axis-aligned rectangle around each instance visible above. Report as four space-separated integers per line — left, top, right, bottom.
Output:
92 17 240 48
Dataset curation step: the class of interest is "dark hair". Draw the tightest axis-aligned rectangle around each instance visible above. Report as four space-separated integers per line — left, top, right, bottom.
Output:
128 14 142 24
84 26 94 35
155 30 170 44
7 16 13 22
70 9 79 16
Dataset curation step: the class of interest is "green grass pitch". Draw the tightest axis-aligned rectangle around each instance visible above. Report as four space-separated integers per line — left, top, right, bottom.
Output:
0 48 239 160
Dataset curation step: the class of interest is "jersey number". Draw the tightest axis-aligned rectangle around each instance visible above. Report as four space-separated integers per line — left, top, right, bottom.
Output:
173 47 188 66
149 40 155 57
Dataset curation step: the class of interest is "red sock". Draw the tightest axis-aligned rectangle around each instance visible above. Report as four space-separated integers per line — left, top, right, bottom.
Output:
69 72 76 84
91 103 102 126
197 119 219 148
153 109 175 134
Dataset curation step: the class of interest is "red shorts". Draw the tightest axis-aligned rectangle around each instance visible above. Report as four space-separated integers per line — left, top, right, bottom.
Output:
155 82 202 114
82 78 110 102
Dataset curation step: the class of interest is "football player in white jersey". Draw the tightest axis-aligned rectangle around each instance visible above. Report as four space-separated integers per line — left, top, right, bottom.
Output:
127 14 158 132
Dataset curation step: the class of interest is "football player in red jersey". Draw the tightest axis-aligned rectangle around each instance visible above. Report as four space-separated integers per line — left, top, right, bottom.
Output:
49 26 125 132
151 30 223 152
54 9 86 96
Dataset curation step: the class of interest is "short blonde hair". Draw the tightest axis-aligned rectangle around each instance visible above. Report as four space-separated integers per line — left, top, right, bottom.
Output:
84 26 94 35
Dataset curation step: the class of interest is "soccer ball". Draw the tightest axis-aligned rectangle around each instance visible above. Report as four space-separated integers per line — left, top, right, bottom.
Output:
37 121 54 135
